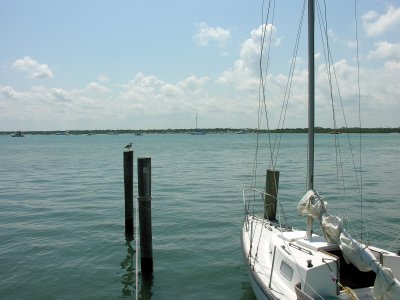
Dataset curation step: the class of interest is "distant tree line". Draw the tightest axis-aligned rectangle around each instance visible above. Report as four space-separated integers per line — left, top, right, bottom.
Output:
1 127 399 135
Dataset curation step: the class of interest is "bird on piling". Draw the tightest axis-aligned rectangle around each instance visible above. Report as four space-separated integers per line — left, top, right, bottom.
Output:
124 142 132 151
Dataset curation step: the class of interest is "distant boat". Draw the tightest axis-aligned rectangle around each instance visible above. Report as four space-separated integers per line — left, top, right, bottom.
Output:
55 131 69 135
330 130 342 134
135 132 143 136
237 129 248 134
190 113 206 135
11 131 24 137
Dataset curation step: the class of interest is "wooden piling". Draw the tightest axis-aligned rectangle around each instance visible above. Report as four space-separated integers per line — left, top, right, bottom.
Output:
123 150 134 241
265 169 280 221
138 157 153 276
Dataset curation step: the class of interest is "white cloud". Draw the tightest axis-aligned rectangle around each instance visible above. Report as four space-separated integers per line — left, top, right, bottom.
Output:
218 24 278 89
0 85 20 100
120 72 210 115
76 82 111 94
362 5 400 36
314 57 400 127
215 20 400 129
177 75 209 90
30 86 71 103
193 23 230 47
12 56 54 79
384 61 400 70
368 41 400 60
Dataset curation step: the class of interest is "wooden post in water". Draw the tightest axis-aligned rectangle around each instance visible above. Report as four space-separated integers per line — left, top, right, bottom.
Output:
265 169 280 221
123 150 134 241
138 157 153 276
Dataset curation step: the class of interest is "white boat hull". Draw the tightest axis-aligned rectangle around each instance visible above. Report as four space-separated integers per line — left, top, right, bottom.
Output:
242 211 400 300
241 215 335 300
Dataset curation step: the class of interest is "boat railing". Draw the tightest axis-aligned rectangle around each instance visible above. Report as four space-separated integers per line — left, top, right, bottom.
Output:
243 188 288 226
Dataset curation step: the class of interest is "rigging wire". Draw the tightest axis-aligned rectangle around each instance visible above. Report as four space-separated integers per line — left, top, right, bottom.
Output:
258 0 306 172
315 0 346 205
254 0 306 179
250 0 307 267
313 0 366 242
251 0 273 193
249 0 274 265
260 0 275 168
354 0 364 243
273 0 306 173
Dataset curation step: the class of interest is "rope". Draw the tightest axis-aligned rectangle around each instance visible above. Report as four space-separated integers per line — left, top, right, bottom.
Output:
323 260 359 300
338 282 359 300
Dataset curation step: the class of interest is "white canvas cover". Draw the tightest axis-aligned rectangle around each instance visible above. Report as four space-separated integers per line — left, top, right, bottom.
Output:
298 190 400 299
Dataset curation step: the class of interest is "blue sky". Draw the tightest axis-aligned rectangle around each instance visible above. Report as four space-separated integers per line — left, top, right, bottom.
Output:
0 0 399 131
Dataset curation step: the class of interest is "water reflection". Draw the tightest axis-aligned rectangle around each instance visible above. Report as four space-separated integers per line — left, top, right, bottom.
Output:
120 239 153 299
240 279 257 299
120 240 135 297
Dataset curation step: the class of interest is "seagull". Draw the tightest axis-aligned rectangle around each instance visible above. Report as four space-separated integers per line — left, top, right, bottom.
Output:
124 142 132 151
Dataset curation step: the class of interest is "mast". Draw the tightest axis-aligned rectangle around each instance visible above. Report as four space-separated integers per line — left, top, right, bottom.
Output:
306 0 315 239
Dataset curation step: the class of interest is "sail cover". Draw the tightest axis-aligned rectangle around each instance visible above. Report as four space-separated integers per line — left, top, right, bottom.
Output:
298 190 400 299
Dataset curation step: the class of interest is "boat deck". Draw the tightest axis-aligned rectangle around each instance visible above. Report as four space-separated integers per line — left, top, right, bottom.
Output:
241 215 400 299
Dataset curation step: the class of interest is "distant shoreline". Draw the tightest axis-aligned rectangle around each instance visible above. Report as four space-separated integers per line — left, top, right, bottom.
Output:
1 127 399 135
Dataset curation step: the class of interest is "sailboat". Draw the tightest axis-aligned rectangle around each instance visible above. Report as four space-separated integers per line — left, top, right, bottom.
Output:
241 1 400 299
190 113 206 135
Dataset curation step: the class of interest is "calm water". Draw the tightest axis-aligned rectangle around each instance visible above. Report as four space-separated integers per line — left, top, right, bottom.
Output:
0 133 399 299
